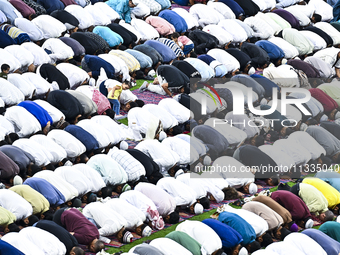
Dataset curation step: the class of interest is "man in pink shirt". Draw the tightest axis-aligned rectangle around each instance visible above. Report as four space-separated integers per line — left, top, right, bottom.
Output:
146 16 176 36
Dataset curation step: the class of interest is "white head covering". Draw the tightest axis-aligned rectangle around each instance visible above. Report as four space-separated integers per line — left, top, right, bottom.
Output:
260 98 268 106
320 114 328 122
248 183 258 195
13 175 23 186
142 226 152 237
120 141 129 150
194 203 204 214
305 219 314 229
175 169 184 178
89 78 96 87
123 230 133 243
203 156 211 166
132 0 140 5
281 58 287 65
239 247 248 255
159 131 167 141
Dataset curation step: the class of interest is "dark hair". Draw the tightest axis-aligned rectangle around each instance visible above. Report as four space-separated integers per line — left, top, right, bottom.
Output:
222 186 240 200
8 223 20 232
135 99 145 107
320 155 332 168
280 227 291 240
170 32 180 39
71 198 82 208
261 233 273 247
30 164 42 176
87 193 97 203
27 215 39 226
267 130 279 142
249 241 261 253
1 63 10 72
171 125 183 136
129 101 138 109
253 135 264 147
94 240 105 253
190 51 197 58
79 153 89 163
269 175 280 186
313 14 322 22
198 197 210 209
324 210 335 222
42 210 54 220
73 247 85 255
101 186 113 198
168 211 180 224
5 133 19 144
0 107 5 114
105 108 115 119
285 127 295 136
45 163 55 171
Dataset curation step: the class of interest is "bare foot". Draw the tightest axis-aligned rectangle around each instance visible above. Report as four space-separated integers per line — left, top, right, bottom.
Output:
43 121 51 135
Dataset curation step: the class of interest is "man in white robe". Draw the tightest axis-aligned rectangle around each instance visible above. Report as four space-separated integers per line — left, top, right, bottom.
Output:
0 189 33 221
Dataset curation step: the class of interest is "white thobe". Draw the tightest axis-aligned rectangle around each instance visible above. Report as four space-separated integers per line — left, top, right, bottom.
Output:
158 98 191 124
104 198 146 230
34 99 65 124
95 2 120 21
57 63 89 89
84 4 111 26
0 189 33 220
0 49 21 72
5 45 34 72
176 134 207 157
98 54 130 82
55 166 92 196
203 25 233 47
5 106 40 138
225 111 260 138
119 20 142 43
259 145 295 172
313 47 340 68
0 115 15 140
266 241 305 255
19 227 66 255
65 4 94 30
172 8 198 30
218 19 248 43
288 131 326 160
108 147 145 182
13 138 51 167
176 220 222 255
263 65 300 88
34 170 79 202
131 18 159 41
268 37 299 59
284 6 311 27
120 89 138 105
77 119 114 148
14 18 44 42
30 135 67 164
284 233 327 255
31 15 67 38
83 202 127 236
176 173 207 200
1 233 44 255
162 136 195 165
314 22 340 46
190 91 217 115
135 140 180 174
143 104 179 131
47 129 86 158
189 4 224 27
7 74 35 99
21 42 51 66
156 177 197 207
244 17 274 40
207 1 235 19
256 12 282 35
86 154 128 186
150 238 193 255
273 139 311 166
299 31 326 51
72 163 106 192
207 48 240 72
41 38 74 64
308 0 333 22
91 115 127 144
22 73 52 96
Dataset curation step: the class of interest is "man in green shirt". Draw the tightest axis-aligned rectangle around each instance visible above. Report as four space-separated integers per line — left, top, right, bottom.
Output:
166 231 202 255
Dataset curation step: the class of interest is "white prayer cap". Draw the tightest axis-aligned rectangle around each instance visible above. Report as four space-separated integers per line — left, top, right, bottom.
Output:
335 111 340 120
64 160 73 166
175 169 184 178
148 69 156 76
13 175 23 186
336 216 340 223
260 98 267 106
238 247 248 255
203 156 211 166
120 141 128 150
248 183 258 195
123 230 133 243
89 78 96 87
194 203 204 215
305 219 314 229
158 131 167 141
281 58 287 65
320 114 328 122
142 225 152 237
122 184 131 192
132 0 140 5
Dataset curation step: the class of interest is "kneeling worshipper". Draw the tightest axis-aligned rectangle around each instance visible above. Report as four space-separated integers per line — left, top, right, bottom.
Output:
0 239 25 255
158 98 192 124
83 202 134 243
203 219 249 255
265 240 305 255
288 182 334 222
86 154 129 192
53 208 105 253
320 121 340 140
303 229 340 255
270 190 314 229
135 139 179 177
166 231 202 255
1 232 44 255
315 170 340 192
120 190 164 230
35 220 83 255
303 177 340 214
176 220 223 255
134 182 179 224
0 206 17 234
23 177 65 207
57 63 90 90
129 243 164 255
283 232 327 255
0 150 20 181
148 238 193 255
156 177 204 215
162 136 195 167
104 198 152 237
309 88 338 115
319 221 340 242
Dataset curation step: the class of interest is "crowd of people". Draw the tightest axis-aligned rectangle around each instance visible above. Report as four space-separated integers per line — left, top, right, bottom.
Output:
2 0 340 254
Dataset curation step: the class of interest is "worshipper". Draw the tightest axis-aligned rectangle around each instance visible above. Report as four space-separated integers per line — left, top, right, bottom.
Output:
125 49 152 77
0 239 25 255
0 189 33 221
197 55 228 78
302 229 340 255
126 148 164 184
99 53 131 82
255 40 285 66
5 45 34 73
8 0 35 19
35 220 83 255
184 58 214 81
31 14 66 39
92 26 123 48
0 207 15 235
320 121 340 139
270 190 314 229
241 42 270 70
0 0 23 24
20 0 46 15
50 9 79 33
131 18 160 41
81 55 115 80
284 232 327 255
1 232 44 255
47 90 84 124
107 23 137 49
53 208 105 253
135 182 179 223
157 37 184 58
319 221 340 242
165 231 202 255
144 40 176 64
139 65 189 97
59 37 85 61
23 177 65 206
70 32 108 55
106 0 139 24
104 198 152 237
189 3 224 28
176 220 223 255
202 24 233 48
315 170 340 192
0 29 16 48
13 18 43 43
314 48 340 77
188 30 219 55
83 202 133 243
120 190 164 230
129 243 164 255
41 38 74 64
318 82 340 106
20 42 50 67
158 10 187 34
149 238 194 255
58 65 89 90
231 74 265 98
162 136 195 166
0 150 20 180
287 59 320 78
146 16 175 36
309 88 338 114
134 44 163 69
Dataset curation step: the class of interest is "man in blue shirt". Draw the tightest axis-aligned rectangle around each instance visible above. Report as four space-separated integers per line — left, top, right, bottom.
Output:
81 55 115 79
255 40 285 66
106 0 138 24
144 40 176 64
64 125 100 154
92 26 124 48
36 0 64 14
0 240 25 255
